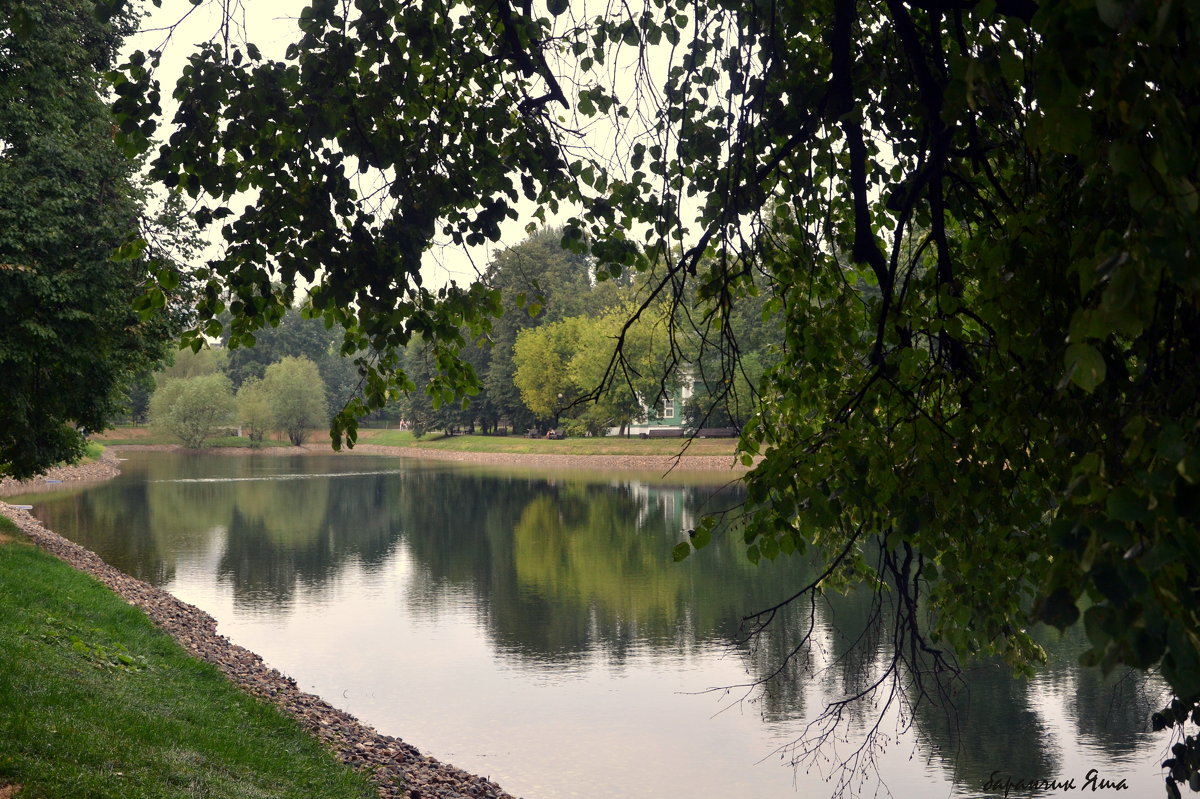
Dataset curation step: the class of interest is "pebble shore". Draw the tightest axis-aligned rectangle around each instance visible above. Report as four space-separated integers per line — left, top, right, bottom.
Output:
0 450 122 496
1 443 751 797
2 454 519 799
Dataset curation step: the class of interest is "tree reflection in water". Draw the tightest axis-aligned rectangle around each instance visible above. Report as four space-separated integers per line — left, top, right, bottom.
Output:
15 452 1167 798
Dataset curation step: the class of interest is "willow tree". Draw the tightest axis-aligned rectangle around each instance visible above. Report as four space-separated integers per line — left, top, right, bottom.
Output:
116 0 1200 789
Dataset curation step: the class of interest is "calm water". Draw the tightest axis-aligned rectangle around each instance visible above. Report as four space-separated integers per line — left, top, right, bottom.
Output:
13 452 1168 798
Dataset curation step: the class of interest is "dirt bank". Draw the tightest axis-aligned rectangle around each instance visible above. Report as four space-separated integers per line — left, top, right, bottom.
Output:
0 502 519 799
109 441 752 473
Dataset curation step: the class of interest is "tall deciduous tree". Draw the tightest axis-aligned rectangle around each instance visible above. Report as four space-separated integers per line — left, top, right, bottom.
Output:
235 376 273 444
223 305 361 416
260 356 328 446
514 302 680 435
481 229 596 433
149 373 236 449
0 0 177 478
117 0 1200 786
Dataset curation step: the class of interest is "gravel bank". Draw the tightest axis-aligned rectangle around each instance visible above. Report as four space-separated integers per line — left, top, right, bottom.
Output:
0 502 519 799
1 442 747 797
0 450 122 496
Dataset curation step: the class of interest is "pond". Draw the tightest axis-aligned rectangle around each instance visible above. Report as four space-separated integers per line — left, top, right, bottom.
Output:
12 451 1168 798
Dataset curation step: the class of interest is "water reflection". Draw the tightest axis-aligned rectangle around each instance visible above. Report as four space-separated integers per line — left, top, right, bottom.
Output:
14 452 1168 799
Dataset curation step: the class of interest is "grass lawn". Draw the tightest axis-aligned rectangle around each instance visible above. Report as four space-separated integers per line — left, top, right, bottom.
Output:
0 515 378 799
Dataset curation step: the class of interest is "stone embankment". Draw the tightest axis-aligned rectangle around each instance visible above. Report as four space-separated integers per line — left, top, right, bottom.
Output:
0 450 122 496
0 502 519 799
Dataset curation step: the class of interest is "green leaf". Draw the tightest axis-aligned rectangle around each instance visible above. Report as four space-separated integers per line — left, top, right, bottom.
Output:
671 542 692 562
1095 0 1126 28
1033 587 1080 631
1106 487 1149 522
1063 342 1106 393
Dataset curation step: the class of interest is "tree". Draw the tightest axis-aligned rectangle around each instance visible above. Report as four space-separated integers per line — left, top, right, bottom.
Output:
157 345 227 381
399 343 465 438
149 374 235 448
0 0 180 479
514 302 680 435
260 356 328 446
235 377 273 444
225 306 332 389
481 229 597 433
118 0 1200 787
513 317 585 427
683 262 778 432
223 305 361 415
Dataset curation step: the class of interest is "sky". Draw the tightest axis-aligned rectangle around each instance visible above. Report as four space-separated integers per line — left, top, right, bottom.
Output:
124 0 705 298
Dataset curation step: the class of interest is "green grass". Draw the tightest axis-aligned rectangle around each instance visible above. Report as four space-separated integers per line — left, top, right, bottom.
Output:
0 518 378 799
356 429 740 456
82 442 105 462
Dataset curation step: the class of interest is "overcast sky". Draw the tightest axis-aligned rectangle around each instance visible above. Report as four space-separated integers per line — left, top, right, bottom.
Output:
127 0 550 291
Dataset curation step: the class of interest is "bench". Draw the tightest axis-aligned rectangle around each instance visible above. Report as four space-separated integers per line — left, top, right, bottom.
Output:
640 428 684 439
695 427 739 438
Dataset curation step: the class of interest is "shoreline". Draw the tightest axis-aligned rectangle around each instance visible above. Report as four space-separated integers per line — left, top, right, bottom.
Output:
0 502 520 799
3 440 751 497
1 442 750 796
0 449 123 496
109 441 753 472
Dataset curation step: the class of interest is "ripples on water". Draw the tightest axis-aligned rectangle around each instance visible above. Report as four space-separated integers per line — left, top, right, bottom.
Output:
153 470 406 483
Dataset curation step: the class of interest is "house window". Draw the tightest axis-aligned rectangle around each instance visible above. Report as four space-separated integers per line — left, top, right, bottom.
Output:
661 394 675 419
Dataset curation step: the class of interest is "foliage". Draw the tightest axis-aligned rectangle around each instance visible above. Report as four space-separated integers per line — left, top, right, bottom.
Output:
121 370 158 425
156 345 227 381
260 356 328 446
399 344 461 438
224 306 361 415
116 0 1200 785
479 229 598 433
682 263 778 432
236 377 273 443
513 317 585 424
0 0 182 479
149 373 235 448
514 302 681 434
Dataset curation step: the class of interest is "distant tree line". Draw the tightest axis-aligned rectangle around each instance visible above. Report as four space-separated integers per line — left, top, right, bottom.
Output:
141 227 779 446
399 228 781 438
144 310 341 448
